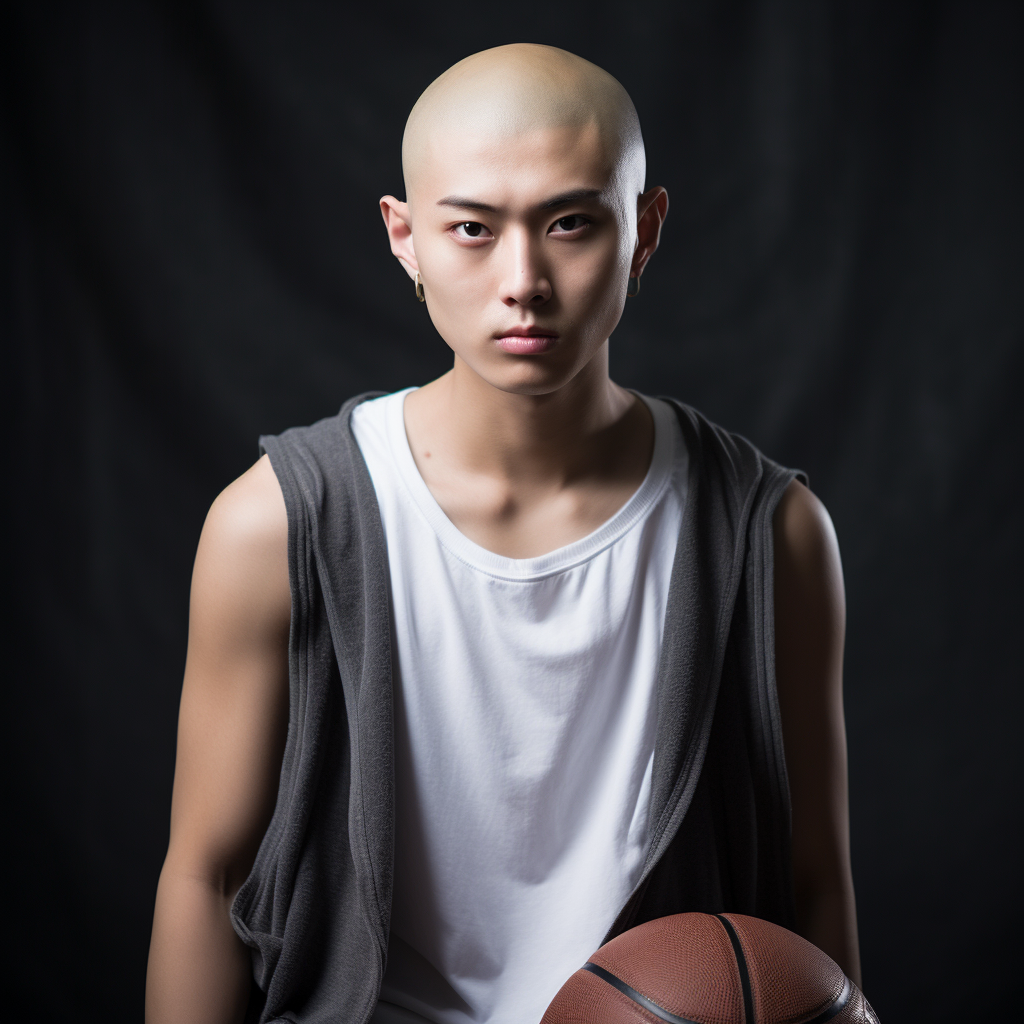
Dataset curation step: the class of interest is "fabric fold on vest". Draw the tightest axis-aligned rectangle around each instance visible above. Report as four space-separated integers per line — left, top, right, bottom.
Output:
231 393 804 1024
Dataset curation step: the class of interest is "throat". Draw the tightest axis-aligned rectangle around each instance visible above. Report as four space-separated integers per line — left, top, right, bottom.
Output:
403 382 657 559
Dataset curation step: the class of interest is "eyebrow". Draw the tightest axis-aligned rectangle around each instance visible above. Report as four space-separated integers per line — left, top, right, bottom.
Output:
436 188 605 214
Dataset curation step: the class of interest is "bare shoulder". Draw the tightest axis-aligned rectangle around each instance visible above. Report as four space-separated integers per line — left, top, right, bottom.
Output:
772 478 845 711
196 455 288 587
774 479 840 567
190 454 290 652
773 479 844 611
200 454 287 563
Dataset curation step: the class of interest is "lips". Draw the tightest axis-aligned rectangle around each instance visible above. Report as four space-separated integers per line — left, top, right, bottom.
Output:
494 326 559 355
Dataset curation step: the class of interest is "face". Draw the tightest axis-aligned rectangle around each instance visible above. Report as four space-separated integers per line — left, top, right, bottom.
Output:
386 120 640 396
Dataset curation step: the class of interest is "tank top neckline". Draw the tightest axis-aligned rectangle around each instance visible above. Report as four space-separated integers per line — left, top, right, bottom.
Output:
381 387 677 582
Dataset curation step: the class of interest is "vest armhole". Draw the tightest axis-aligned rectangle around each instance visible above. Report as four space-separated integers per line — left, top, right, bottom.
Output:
747 462 805 928
230 431 320 969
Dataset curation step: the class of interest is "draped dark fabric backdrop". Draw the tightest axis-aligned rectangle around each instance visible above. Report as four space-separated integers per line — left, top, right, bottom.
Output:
5 2 1021 1020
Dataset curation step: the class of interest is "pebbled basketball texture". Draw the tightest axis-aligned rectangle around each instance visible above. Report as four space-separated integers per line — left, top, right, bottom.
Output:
540 913 879 1024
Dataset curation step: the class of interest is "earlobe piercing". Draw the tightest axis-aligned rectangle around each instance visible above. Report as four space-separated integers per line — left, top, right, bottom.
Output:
415 272 425 302
626 274 640 298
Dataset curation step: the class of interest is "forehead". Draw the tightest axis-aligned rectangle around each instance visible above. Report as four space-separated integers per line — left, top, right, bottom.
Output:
410 119 623 211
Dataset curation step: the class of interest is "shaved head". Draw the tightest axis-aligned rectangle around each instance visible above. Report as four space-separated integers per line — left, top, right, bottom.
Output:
402 43 645 201
380 43 668 400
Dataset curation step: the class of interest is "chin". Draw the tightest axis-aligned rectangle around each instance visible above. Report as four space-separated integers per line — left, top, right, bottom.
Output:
471 366 564 397
497 378 572 397
480 350 590 397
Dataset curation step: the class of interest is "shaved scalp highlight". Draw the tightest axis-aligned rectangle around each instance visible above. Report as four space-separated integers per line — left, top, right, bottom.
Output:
402 43 646 201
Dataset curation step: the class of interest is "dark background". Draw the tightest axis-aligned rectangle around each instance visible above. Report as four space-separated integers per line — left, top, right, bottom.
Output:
5 1 1021 1020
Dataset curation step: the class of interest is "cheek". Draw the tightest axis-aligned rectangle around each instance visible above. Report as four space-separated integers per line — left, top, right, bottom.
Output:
415 240 491 338
421 236 493 295
583 240 631 293
568 220 631 287
563 238 631 327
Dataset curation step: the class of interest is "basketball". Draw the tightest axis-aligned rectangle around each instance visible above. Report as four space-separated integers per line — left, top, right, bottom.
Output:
540 912 879 1024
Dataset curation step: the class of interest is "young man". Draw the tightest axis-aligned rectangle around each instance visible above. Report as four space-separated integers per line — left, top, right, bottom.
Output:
147 44 860 1024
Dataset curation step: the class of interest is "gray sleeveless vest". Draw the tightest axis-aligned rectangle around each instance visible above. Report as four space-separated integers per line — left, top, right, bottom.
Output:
231 393 804 1024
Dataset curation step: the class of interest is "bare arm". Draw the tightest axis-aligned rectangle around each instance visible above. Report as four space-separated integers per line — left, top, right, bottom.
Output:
146 455 291 1024
773 479 862 987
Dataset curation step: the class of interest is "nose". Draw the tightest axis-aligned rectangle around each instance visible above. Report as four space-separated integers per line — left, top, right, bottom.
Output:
499 229 552 307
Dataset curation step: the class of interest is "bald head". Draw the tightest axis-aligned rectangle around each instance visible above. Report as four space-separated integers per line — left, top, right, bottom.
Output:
402 44 645 201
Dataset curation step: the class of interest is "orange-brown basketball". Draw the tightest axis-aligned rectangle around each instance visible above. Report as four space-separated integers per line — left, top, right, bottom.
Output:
541 913 879 1024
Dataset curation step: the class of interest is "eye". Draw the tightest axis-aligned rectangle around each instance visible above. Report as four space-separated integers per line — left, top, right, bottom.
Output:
550 214 589 234
452 221 492 241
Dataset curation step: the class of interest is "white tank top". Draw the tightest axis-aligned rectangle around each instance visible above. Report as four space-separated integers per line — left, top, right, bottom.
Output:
351 389 688 1024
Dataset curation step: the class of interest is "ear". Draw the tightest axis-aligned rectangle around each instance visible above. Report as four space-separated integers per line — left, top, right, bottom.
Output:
631 186 670 279
380 195 419 281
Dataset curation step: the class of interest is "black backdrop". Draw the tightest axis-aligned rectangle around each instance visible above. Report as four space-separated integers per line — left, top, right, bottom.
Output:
5 2 1022 1020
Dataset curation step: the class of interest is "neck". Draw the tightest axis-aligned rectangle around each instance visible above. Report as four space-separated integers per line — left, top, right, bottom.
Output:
408 343 637 484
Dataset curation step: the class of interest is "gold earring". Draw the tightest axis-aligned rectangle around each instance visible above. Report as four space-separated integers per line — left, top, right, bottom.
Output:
415 272 425 302
626 274 640 298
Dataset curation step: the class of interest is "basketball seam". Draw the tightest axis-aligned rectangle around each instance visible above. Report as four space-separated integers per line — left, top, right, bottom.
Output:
581 962 701 1024
713 916 853 1024
802 976 852 1024
714 915 756 1024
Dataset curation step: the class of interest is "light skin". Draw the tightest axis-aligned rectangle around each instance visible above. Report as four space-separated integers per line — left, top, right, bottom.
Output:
146 43 860 1023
